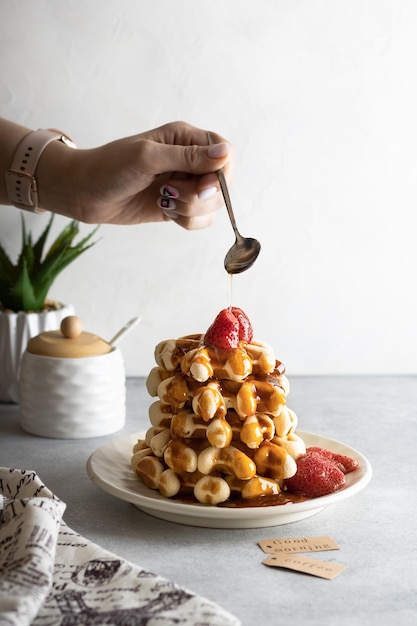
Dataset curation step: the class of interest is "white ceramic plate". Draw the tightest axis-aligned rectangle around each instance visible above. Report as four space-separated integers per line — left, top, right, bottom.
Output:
86 431 372 529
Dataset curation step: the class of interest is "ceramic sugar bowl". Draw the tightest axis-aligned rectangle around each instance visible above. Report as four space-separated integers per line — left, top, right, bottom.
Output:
19 315 126 438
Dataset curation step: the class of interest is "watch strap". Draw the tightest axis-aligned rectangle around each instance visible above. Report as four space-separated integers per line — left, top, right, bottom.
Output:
5 129 76 213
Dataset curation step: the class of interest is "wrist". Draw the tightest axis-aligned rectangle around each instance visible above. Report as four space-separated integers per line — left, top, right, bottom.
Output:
5 128 77 214
35 136 79 217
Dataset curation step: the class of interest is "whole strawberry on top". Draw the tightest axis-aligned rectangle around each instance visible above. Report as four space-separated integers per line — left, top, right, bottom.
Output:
204 307 253 350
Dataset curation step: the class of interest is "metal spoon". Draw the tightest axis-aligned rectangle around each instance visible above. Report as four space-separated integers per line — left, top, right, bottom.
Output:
208 132 261 274
109 316 141 347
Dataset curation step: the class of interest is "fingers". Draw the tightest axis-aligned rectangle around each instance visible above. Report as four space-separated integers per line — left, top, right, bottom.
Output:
156 172 225 230
129 124 234 230
158 173 219 207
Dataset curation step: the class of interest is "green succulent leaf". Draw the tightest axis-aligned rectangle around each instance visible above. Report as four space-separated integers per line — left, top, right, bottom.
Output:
0 214 99 312
32 213 55 267
10 257 40 311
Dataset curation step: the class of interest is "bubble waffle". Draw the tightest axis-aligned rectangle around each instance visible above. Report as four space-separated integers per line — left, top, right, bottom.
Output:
132 309 307 505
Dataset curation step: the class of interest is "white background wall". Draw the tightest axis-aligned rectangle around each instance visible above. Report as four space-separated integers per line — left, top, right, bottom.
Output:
1 0 417 376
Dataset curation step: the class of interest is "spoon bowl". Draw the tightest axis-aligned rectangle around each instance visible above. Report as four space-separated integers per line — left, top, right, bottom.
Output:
207 132 261 274
224 235 261 274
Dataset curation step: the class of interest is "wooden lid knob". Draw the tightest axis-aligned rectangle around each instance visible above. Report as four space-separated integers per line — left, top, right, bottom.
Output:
61 315 83 339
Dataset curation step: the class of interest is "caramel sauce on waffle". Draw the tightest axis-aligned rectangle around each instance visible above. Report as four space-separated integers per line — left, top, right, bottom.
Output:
134 329 306 506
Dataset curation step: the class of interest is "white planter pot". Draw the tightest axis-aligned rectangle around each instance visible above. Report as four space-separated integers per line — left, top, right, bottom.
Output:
19 348 126 438
0 303 75 403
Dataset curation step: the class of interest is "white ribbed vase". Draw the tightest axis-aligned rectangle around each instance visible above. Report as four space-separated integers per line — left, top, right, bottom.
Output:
19 348 126 438
0 304 75 403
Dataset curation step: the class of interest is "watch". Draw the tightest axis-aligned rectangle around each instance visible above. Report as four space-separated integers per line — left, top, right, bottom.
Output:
5 128 76 213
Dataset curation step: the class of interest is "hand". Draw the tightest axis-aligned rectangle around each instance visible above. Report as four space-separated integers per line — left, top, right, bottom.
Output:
38 121 233 229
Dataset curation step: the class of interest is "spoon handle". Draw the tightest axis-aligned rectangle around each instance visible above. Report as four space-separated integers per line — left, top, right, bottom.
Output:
109 316 141 347
207 132 241 240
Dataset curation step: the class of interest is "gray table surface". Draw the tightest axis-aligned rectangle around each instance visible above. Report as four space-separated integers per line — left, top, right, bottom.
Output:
1 376 416 626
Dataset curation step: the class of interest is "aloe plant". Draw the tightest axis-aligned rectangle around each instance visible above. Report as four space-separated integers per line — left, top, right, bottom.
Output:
0 214 98 312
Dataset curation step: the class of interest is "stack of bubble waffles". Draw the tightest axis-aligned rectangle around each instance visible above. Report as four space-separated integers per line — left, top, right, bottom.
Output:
131 307 309 506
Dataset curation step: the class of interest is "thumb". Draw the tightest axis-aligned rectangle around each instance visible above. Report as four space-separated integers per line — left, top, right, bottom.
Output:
145 140 232 176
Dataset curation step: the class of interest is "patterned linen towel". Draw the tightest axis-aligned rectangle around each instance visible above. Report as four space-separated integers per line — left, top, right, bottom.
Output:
0 468 240 626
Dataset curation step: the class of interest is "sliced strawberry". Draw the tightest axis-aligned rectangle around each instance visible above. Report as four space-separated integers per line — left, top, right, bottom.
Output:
204 309 239 350
284 450 346 498
231 307 253 343
307 446 359 474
